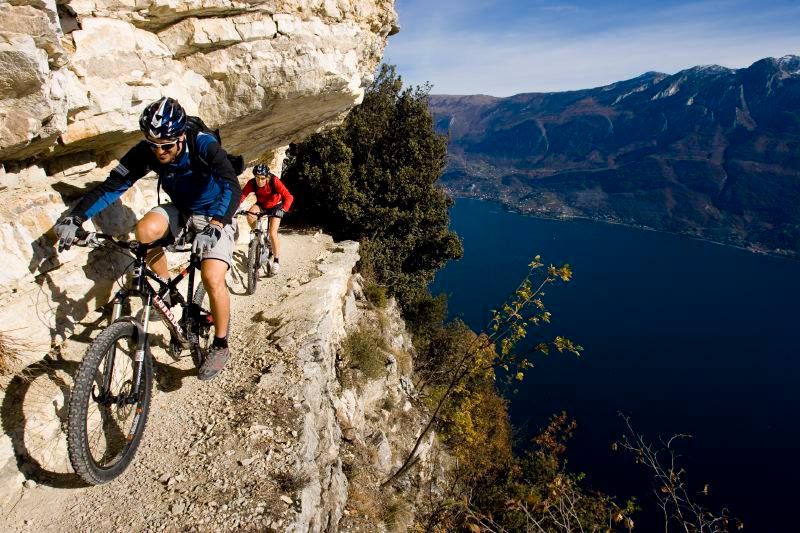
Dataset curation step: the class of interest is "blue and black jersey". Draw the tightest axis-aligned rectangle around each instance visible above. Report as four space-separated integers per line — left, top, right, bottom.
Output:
72 131 241 224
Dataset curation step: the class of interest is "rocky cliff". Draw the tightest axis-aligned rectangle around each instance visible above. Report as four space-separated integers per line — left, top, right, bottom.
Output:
1 232 445 531
0 1 452 530
0 0 398 356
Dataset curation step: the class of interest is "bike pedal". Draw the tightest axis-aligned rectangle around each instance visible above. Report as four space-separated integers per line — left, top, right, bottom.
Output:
167 340 183 360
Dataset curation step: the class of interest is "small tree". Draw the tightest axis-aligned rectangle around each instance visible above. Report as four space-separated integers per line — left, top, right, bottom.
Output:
616 415 741 532
384 256 582 486
282 64 462 308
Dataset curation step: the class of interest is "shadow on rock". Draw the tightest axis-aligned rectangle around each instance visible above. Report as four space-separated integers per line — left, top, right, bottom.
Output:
153 358 197 393
0 354 87 488
29 191 139 347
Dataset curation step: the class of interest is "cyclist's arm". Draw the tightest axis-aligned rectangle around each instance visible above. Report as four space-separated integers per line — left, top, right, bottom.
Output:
70 142 151 220
197 135 241 224
272 176 293 212
239 178 255 205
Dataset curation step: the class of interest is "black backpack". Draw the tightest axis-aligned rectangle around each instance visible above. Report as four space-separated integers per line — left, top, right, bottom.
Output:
184 116 245 175
156 116 246 204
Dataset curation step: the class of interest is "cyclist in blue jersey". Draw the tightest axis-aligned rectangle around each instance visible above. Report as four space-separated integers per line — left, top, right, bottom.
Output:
54 97 241 381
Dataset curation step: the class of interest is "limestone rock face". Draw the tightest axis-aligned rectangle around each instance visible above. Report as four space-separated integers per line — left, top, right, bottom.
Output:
0 0 396 357
1 0 396 161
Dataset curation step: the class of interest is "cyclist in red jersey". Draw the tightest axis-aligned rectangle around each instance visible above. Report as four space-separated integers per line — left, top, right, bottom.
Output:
239 164 294 275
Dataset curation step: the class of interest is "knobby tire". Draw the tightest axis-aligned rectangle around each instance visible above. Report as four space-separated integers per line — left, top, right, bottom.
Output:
247 240 260 295
67 320 153 484
191 282 213 368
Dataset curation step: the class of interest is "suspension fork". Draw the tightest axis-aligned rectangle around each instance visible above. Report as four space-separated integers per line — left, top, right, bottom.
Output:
99 289 128 397
129 291 153 401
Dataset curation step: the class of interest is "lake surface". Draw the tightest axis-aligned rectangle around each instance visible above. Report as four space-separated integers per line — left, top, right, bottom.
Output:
431 197 800 531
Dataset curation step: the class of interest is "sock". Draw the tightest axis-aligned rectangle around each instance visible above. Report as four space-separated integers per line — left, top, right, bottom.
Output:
213 336 228 348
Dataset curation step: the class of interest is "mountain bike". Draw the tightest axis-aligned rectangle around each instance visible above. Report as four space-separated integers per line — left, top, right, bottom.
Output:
236 210 273 295
66 229 213 484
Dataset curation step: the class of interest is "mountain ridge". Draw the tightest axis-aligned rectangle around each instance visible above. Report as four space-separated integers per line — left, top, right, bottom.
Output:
430 55 800 256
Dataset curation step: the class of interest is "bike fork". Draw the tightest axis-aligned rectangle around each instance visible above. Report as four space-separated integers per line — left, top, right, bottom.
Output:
100 292 128 392
129 295 153 397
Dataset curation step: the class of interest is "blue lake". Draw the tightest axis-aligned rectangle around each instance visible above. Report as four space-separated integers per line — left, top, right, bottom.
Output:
431 197 800 531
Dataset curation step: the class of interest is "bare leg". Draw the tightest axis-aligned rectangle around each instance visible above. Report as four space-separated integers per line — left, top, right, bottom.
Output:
269 216 281 260
134 212 170 278
201 258 229 338
246 204 260 229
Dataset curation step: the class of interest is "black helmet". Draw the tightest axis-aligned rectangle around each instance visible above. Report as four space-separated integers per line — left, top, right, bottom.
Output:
253 164 270 176
139 97 186 140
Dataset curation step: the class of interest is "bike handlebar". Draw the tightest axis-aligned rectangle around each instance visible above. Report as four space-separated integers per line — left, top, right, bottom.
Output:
73 229 172 252
236 210 272 219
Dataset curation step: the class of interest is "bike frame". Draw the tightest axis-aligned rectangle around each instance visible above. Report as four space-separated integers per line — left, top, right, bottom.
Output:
82 232 208 405
240 210 273 264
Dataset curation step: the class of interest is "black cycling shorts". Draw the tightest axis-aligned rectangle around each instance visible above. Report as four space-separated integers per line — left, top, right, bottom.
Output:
255 202 284 219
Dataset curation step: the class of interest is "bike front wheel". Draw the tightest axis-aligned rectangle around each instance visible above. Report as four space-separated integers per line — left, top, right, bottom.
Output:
67 320 153 484
246 239 261 295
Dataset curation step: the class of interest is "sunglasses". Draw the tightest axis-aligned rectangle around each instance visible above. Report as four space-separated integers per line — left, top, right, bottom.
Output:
146 139 179 151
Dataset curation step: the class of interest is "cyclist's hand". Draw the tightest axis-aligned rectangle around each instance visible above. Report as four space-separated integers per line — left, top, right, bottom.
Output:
54 215 85 252
274 208 285 218
192 224 222 255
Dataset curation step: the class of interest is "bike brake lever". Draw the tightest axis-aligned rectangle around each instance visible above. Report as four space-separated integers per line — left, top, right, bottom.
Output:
84 233 102 248
75 232 102 248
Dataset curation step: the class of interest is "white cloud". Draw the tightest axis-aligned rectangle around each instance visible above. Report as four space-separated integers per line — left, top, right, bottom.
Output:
385 0 800 95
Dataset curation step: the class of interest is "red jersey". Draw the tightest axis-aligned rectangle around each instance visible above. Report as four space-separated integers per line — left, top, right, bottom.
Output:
240 174 294 212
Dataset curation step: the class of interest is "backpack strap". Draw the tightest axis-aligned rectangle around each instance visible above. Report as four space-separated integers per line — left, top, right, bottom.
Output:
184 125 215 175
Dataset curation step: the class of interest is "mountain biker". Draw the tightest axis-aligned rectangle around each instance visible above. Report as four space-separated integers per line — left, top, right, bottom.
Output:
54 96 241 381
239 164 294 276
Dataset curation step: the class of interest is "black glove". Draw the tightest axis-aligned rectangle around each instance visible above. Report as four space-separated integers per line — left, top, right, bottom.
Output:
55 215 85 252
273 208 285 218
192 223 223 255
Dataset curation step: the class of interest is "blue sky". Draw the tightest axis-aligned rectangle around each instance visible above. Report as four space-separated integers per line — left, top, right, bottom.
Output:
383 0 800 96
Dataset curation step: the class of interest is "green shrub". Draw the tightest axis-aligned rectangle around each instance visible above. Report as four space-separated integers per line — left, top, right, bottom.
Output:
282 64 462 310
363 282 388 308
342 326 388 380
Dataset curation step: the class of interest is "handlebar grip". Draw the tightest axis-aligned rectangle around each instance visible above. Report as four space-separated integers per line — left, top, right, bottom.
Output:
75 228 89 239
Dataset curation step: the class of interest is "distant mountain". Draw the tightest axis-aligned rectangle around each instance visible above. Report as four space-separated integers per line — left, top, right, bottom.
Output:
430 56 800 256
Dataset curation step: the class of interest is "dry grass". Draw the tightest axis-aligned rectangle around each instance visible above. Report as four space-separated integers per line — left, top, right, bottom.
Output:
0 331 28 376
273 469 312 494
393 348 413 377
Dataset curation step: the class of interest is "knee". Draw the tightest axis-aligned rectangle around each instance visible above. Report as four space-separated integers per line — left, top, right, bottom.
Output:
135 216 166 242
201 264 227 291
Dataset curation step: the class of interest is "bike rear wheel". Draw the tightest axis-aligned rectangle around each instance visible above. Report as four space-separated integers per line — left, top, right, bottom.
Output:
246 239 260 295
191 283 213 367
67 320 152 484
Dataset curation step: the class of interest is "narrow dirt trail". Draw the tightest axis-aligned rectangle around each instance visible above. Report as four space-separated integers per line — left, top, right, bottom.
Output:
2 230 345 532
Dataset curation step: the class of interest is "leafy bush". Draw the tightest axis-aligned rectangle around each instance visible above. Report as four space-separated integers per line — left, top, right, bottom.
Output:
342 326 388 381
282 64 462 309
363 282 388 308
